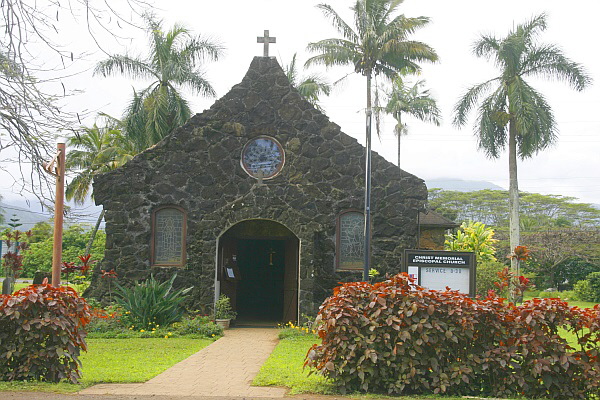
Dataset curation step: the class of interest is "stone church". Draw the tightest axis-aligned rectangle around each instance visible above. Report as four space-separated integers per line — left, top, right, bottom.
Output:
87 55 429 322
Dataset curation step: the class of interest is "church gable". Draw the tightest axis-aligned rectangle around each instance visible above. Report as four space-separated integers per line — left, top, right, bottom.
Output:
91 56 427 317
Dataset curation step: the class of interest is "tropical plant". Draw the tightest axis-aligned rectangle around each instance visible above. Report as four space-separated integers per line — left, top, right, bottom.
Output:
385 77 441 167
114 274 192 329
0 284 92 383
452 14 591 274
444 221 498 262
306 0 438 276
94 13 224 150
306 274 600 398
214 294 237 320
1 229 31 294
283 53 331 112
65 119 135 255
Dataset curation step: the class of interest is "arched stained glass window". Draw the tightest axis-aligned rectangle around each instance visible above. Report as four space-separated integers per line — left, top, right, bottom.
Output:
152 206 186 266
336 210 365 270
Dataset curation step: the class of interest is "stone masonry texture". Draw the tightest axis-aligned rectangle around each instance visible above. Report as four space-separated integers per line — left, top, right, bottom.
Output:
87 57 428 316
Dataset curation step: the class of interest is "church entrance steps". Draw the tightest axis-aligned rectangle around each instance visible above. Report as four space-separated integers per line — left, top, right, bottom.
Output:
78 327 287 398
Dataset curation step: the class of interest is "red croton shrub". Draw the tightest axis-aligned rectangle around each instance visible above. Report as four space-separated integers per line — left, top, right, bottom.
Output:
0 284 92 383
305 274 600 399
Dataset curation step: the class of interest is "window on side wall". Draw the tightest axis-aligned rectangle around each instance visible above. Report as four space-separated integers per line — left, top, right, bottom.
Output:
336 210 365 271
152 206 186 266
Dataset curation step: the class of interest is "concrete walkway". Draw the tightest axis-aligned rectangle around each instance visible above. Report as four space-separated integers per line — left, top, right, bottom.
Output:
79 327 288 398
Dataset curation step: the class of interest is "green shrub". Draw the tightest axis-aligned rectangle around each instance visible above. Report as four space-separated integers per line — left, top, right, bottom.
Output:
115 274 192 329
587 271 600 302
0 284 92 383
214 294 236 320
306 274 600 399
475 260 504 297
171 316 223 337
574 280 595 302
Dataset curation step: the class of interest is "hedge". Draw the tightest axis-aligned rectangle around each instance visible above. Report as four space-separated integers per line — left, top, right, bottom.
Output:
0 284 92 383
305 274 600 399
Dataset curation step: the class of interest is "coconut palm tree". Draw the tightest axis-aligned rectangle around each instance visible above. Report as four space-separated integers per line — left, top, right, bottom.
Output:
453 14 590 275
385 77 441 168
95 14 223 150
306 0 438 278
66 120 136 255
284 53 331 112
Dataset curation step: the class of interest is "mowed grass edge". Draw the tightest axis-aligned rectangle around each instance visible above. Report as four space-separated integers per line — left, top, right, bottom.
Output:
0 338 213 393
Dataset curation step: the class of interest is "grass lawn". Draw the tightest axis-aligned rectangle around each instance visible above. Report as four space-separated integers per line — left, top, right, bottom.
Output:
253 335 335 395
0 338 213 393
253 335 470 399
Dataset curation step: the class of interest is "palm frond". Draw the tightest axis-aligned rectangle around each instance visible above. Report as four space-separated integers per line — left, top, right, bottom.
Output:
521 44 591 91
453 79 497 127
317 3 359 42
475 86 509 159
507 78 557 158
94 55 156 81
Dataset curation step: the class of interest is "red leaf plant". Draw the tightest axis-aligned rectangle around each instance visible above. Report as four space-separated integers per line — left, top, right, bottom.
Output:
0 284 92 383
305 273 599 399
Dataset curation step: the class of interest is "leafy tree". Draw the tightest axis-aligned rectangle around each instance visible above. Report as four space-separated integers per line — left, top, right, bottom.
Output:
95 14 224 150
28 221 53 244
445 221 498 262
453 14 591 273
518 229 600 289
1 1 147 192
429 189 600 229
385 77 441 167
307 0 438 273
284 53 331 112
21 224 105 278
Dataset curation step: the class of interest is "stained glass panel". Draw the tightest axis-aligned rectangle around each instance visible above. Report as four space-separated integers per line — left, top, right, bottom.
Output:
338 211 364 269
154 208 184 265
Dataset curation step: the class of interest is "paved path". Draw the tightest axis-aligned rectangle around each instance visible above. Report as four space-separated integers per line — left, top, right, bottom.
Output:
79 327 288 398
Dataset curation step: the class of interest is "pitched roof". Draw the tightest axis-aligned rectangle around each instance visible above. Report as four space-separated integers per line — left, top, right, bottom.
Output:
419 210 458 228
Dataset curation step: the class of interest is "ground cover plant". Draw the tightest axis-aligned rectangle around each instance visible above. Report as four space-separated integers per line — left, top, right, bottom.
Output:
306 274 600 399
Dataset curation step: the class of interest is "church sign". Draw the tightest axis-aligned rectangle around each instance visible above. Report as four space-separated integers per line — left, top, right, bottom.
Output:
402 250 476 296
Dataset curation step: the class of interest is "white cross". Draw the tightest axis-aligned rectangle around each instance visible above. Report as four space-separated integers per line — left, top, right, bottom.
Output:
257 30 276 57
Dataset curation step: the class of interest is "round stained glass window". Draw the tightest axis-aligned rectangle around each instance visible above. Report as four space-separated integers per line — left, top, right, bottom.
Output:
241 136 285 179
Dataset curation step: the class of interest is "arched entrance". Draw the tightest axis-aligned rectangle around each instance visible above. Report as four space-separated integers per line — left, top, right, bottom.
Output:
216 219 299 323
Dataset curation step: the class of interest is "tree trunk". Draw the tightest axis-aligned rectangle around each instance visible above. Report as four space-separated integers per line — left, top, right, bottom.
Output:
508 120 520 273
85 208 105 256
363 71 373 282
396 114 403 168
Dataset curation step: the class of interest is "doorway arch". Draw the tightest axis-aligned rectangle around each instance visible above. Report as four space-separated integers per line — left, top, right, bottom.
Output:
216 219 300 323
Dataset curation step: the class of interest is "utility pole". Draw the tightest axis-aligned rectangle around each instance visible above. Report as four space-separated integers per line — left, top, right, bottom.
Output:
44 142 66 287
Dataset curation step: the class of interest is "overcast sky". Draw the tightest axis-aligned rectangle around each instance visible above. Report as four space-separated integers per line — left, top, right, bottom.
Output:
1 0 599 212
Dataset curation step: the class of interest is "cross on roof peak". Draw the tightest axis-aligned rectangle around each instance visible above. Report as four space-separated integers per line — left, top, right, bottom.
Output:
257 30 276 57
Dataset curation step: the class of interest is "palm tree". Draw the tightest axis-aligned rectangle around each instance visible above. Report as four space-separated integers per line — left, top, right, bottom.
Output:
94 14 224 149
284 53 331 112
66 121 136 255
385 77 441 167
453 14 590 276
306 0 438 279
